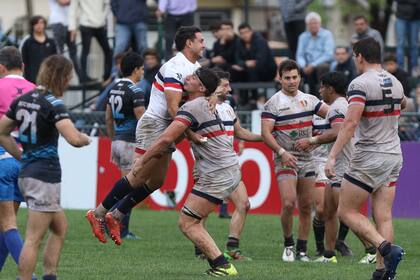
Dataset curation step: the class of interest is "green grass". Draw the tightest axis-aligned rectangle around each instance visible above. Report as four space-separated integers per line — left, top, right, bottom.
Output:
2 209 419 279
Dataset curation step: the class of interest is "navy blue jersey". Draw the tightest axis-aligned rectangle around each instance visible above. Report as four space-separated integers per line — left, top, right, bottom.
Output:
107 79 145 142
6 89 70 183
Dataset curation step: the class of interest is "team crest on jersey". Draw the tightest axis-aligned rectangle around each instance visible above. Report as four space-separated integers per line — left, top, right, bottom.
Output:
290 130 298 139
279 107 290 112
300 100 308 108
176 73 183 81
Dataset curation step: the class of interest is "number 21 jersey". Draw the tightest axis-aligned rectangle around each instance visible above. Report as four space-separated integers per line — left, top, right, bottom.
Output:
6 89 70 182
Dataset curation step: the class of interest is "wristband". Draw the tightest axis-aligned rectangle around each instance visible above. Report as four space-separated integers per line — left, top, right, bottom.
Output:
277 147 286 156
309 136 318 144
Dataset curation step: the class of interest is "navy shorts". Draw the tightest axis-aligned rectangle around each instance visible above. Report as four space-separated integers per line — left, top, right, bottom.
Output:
0 157 24 202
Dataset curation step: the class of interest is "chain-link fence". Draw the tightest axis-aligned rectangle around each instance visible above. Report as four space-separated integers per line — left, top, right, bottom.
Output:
71 111 420 141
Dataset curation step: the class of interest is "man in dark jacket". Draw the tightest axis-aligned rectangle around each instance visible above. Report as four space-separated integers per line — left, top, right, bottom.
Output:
111 0 148 58
384 53 412 97
210 20 240 72
231 23 277 83
395 0 420 76
330 46 357 87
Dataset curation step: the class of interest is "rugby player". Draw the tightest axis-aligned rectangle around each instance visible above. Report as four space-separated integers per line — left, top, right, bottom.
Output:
261 60 329 262
325 37 406 280
0 47 35 274
194 71 262 261
105 52 145 240
86 26 205 245
0 55 90 280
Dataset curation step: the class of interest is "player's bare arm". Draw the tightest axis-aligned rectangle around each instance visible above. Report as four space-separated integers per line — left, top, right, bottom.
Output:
141 120 188 166
105 104 115 139
261 119 297 169
325 104 364 178
316 103 329 118
165 90 183 119
233 120 262 142
56 119 91 147
133 106 145 120
0 116 22 160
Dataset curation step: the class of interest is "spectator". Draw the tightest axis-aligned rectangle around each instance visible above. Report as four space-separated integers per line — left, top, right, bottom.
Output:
20 16 57 83
111 0 148 59
49 0 82 82
69 0 113 83
279 0 314 60
395 0 420 76
296 12 334 96
383 53 412 97
232 23 277 83
351 15 384 56
416 83 420 111
210 20 240 72
156 0 197 60
93 52 125 111
138 49 161 108
330 46 357 87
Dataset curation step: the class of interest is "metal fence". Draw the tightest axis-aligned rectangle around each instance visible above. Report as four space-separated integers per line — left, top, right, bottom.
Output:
71 111 420 142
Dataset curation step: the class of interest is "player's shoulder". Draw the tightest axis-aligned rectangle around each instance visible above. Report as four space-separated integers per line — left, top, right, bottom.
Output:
43 92 64 108
127 83 144 95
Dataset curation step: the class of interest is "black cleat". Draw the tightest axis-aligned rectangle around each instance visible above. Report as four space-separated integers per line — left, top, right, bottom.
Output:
383 245 405 280
371 269 385 280
335 240 354 257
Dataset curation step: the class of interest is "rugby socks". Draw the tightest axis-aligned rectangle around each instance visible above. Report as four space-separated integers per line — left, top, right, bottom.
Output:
378 241 391 257
296 239 307 253
100 177 135 211
312 217 325 252
337 221 349 242
0 232 8 270
120 210 131 238
42 274 57 280
366 245 377 255
284 235 294 247
226 236 239 250
208 254 229 268
3 229 23 265
117 184 152 215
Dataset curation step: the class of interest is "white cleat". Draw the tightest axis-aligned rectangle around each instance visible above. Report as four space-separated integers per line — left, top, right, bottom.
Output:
296 251 311 262
359 253 377 264
282 246 295 262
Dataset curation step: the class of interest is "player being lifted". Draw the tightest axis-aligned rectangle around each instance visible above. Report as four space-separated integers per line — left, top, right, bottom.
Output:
261 60 329 262
86 26 205 245
194 71 262 261
325 38 406 280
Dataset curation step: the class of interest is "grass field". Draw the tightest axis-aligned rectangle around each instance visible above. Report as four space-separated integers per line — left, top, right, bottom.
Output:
2 209 419 279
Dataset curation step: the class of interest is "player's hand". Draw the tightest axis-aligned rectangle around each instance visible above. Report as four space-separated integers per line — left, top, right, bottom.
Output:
80 133 91 146
188 131 207 145
280 151 298 169
295 138 312 152
69 30 77 42
325 156 336 179
237 140 245 156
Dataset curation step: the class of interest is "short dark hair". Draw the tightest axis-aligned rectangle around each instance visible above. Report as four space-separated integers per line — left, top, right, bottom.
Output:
383 53 397 63
220 19 234 28
320 72 347 96
335 46 350 53
278 59 300 77
29 15 46 34
214 70 230 81
174 26 202 52
195 68 220 96
0 46 23 70
353 37 381 64
120 52 144 77
143 48 159 59
209 23 221 32
353 15 368 22
238 23 251 31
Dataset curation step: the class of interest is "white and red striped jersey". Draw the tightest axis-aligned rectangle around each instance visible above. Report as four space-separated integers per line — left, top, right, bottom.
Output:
311 114 330 161
145 52 200 121
262 90 326 161
216 102 237 145
347 69 404 154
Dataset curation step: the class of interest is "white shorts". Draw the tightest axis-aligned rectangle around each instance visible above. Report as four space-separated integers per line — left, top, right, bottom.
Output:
111 140 136 170
18 177 62 212
344 150 402 193
135 114 174 154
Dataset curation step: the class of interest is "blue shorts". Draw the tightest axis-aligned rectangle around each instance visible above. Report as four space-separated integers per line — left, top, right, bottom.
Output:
0 157 24 202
